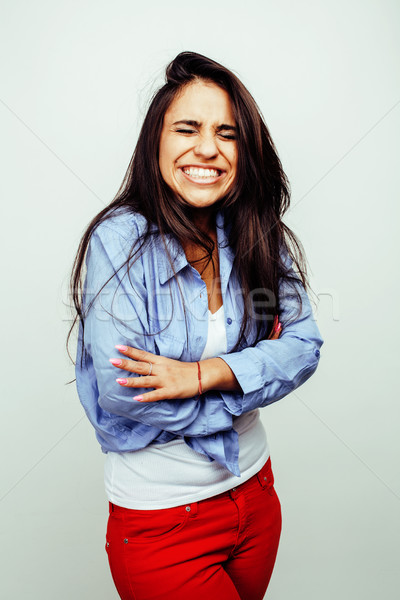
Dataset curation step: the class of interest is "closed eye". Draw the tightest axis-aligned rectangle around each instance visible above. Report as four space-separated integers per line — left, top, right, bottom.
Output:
176 129 236 140
176 128 196 134
218 133 236 140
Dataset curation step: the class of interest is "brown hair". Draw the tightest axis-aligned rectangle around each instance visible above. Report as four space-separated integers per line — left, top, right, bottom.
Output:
67 51 309 367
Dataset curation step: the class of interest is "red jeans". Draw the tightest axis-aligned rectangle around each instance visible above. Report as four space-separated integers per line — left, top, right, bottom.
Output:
105 457 282 600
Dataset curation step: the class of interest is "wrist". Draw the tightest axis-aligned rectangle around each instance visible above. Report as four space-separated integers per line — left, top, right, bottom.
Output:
196 361 203 398
199 357 242 393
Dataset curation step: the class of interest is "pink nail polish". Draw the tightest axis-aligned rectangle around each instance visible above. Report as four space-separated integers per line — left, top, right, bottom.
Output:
109 358 122 366
115 345 128 351
116 378 127 385
133 395 143 402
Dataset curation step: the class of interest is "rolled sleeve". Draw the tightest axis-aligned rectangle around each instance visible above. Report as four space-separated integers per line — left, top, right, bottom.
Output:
216 261 324 416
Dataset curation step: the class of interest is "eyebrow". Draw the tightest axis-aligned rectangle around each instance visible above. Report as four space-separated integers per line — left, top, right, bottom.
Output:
172 119 237 132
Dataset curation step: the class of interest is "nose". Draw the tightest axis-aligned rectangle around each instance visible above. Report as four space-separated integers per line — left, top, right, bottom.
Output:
193 133 218 159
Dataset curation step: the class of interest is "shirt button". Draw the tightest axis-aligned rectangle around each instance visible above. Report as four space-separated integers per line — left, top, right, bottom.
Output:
314 349 320 358
227 317 232 325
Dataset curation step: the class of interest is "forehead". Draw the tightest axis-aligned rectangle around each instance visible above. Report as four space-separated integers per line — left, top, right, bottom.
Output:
164 81 235 124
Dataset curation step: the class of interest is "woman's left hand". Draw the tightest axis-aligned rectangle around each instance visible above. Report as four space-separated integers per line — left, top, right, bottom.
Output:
109 345 199 403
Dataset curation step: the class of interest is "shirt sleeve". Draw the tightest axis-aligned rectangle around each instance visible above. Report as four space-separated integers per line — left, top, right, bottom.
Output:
80 222 234 437
215 252 324 416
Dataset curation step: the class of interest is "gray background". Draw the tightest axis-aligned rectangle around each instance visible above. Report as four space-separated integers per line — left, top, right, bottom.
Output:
1 0 399 598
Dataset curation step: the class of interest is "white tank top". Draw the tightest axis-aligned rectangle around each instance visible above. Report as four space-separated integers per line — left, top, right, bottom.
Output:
104 304 270 509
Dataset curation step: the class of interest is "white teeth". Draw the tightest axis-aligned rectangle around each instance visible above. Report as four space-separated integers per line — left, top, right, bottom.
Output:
183 167 220 178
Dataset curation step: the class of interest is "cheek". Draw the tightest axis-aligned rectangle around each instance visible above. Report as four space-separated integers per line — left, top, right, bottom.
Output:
159 140 183 176
227 145 238 172
229 152 238 181
233 147 239 168
159 148 174 185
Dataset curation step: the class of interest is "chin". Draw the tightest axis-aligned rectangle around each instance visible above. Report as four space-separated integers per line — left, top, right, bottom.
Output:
180 190 224 208
185 198 220 209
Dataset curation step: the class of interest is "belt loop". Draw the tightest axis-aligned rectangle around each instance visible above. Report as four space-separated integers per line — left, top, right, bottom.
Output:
109 502 114 512
186 502 198 517
257 458 272 488
257 471 268 488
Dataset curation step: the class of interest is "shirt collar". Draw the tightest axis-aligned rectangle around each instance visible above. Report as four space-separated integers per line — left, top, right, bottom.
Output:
157 208 234 286
216 208 235 296
156 231 188 285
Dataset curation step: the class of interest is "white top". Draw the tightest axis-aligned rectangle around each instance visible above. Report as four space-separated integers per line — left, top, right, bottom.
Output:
104 304 270 509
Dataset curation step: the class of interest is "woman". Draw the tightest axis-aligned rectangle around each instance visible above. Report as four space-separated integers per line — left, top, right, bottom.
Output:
69 51 323 600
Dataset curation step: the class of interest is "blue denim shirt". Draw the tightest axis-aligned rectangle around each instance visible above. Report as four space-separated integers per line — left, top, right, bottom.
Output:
75 207 324 476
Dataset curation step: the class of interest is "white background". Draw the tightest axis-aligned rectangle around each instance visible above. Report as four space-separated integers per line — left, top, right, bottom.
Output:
1 0 399 598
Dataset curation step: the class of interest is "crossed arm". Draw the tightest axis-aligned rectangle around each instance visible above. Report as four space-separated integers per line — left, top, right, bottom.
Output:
81 224 323 437
107 317 281 402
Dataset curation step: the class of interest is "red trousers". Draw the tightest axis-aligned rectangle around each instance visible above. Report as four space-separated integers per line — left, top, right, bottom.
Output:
105 457 282 600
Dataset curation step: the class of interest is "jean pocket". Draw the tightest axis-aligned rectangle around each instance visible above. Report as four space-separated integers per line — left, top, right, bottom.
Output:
120 505 191 544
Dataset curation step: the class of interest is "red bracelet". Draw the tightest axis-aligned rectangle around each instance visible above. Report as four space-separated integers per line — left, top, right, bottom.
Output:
196 361 203 396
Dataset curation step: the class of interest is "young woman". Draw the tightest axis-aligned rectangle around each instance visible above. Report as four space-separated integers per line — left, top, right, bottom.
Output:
69 51 323 600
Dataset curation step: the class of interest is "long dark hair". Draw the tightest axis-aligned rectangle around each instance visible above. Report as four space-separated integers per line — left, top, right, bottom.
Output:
67 50 310 368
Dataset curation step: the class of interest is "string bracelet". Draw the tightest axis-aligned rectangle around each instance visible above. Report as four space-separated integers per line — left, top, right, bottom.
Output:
196 361 203 399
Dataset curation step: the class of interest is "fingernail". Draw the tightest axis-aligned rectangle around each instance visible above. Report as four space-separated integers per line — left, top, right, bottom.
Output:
115 345 128 351
109 358 122 366
116 378 127 385
277 322 282 330
133 395 143 402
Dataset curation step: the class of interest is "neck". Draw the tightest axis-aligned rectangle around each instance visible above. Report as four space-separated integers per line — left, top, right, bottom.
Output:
180 208 218 262
191 207 216 236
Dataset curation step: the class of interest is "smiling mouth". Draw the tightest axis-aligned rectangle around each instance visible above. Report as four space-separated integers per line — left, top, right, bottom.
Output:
180 166 224 184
